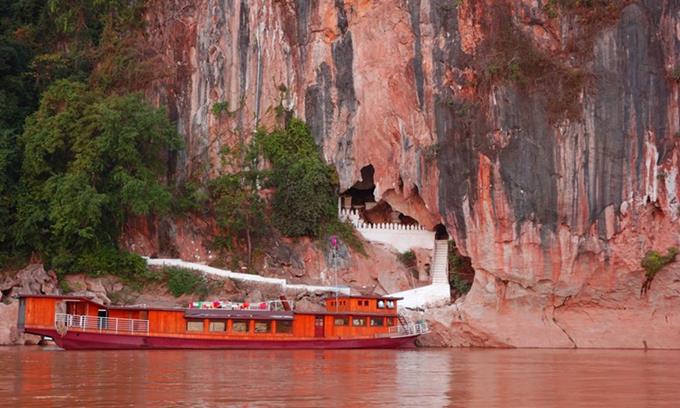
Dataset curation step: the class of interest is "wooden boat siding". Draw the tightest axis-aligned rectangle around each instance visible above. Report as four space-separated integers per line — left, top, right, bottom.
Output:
21 295 400 341
23 297 57 328
324 296 400 314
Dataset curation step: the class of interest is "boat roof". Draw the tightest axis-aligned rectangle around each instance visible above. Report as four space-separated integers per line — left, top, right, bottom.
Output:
185 309 294 320
327 294 403 301
19 294 190 313
19 294 403 314
18 294 104 305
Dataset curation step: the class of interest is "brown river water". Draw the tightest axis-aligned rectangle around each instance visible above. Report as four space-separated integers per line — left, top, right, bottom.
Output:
1 347 680 407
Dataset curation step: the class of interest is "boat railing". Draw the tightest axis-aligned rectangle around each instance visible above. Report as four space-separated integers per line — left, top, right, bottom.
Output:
55 313 149 335
189 299 294 312
377 321 429 338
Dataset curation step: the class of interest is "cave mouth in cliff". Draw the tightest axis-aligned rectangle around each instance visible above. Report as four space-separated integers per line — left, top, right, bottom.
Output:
340 165 376 208
434 223 449 240
340 165 421 226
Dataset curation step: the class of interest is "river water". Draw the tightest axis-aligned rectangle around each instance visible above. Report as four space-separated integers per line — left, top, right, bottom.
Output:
1 347 680 407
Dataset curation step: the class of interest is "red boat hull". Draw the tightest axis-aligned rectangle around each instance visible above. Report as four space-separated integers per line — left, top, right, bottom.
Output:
27 329 418 350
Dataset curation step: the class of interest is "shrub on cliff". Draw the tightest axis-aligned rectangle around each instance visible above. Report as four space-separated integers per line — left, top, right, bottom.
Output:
398 250 417 268
641 247 679 294
15 79 182 273
448 241 473 297
165 267 208 298
256 118 337 238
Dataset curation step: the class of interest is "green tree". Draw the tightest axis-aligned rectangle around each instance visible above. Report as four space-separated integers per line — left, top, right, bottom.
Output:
211 174 267 268
256 118 337 237
15 79 182 272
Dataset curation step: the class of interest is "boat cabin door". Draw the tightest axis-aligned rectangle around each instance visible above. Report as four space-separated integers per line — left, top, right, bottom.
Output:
97 309 108 330
314 316 324 337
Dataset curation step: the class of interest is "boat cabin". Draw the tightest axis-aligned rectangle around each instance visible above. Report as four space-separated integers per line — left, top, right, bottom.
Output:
18 293 418 349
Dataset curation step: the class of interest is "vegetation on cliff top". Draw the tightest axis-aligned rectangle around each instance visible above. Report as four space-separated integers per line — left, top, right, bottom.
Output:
0 0 180 276
17 80 181 273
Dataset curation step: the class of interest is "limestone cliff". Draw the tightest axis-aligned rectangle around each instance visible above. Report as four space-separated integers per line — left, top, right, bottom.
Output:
132 0 679 348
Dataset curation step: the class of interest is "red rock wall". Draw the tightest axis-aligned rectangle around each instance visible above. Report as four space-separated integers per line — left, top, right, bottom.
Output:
137 0 680 347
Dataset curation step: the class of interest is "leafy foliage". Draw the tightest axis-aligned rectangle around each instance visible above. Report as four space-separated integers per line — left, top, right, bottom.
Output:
397 250 417 268
640 247 678 295
210 170 267 266
256 118 337 237
211 101 229 116
15 79 181 272
0 0 157 267
448 241 473 297
70 246 148 280
642 247 678 279
165 267 208 298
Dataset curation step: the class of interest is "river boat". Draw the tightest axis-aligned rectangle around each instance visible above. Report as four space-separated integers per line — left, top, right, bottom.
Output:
17 294 428 350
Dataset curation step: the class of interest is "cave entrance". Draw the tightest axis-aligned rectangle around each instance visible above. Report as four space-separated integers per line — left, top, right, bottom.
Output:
434 223 449 240
339 165 422 227
340 165 376 209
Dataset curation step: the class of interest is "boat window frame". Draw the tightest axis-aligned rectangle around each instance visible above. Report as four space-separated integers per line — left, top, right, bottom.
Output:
209 320 226 332
231 319 250 334
186 319 204 332
254 320 271 334
333 316 349 326
369 317 385 327
274 320 293 334
352 316 367 327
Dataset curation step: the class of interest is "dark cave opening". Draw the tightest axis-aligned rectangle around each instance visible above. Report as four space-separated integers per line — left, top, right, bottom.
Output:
340 165 424 228
434 223 449 240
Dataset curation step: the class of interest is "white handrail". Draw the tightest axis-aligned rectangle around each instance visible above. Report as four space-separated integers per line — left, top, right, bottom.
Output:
388 321 429 336
55 313 149 335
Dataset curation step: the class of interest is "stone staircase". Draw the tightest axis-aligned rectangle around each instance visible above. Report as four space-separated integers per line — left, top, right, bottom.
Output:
389 239 451 309
431 240 449 284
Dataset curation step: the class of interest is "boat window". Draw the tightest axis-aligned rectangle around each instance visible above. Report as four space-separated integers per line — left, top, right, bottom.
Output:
275 320 293 334
352 317 366 327
254 320 271 333
386 300 395 309
334 317 349 326
370 317 384 327
209 320 226 332
186 320 204 332
232 320 249 333
387 317 396 326
377 300 385 309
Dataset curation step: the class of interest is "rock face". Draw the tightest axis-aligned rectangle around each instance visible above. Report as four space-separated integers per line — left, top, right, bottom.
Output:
0 264 58 345
134 1 679 348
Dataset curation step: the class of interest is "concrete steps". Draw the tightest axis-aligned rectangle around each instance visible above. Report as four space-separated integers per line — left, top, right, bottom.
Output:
389 240 451 309
431 240 449 284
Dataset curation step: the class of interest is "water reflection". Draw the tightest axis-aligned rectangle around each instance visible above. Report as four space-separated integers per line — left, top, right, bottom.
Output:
2 347 680 407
